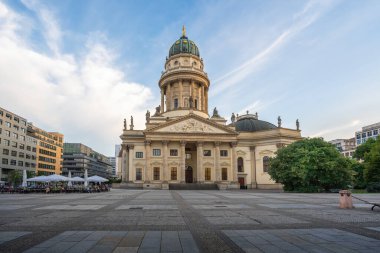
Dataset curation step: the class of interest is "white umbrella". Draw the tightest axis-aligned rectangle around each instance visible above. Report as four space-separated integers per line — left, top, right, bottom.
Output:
84 169 88 187
22 169 27 187
87 175 109 183
70 177 85 182
45 174 70 182
26 175 49 182
67 171 72 187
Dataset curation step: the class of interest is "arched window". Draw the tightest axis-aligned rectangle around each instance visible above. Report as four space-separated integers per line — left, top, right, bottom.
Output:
194 99 198 109
263 156 270 172
237 157 244 172
174 98 178 109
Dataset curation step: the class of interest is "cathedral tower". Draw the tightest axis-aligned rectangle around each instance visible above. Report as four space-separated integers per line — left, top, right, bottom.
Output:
158 26 210 119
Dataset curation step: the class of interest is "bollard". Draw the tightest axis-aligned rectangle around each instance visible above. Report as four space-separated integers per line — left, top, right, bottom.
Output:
339 190 353 209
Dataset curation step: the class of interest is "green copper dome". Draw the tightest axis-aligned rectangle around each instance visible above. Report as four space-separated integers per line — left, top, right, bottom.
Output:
169 27 200 58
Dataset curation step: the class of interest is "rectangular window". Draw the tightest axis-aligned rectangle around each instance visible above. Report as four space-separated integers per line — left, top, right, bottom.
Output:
19 144 24 149
203 150 211 156
5 113 12 119
368 131 373 137
32 147 36 152
11 141 17 148
21 127 25 133
374 129 379 135
186 153 192 160
12 132 18 139
26 154 31 159
136 152 143 158
14 117 19 123
6 121 11 128
152 149 161 156
5 130 10 137
2 149 9 155
170 149 178 156
362 133 367 138
13 125 19 131
220 150 228 157
222 168 228 181
19 152 24 158
10 160 16 165
171 167 177 180
205 168 211 181
2 158 8 165
174 98 178 109
11 150 17 157
25 162 30 167
4 139 10 146
356 134 361 139
153 167 160 180
19 135 25 141
136 168 142 180
18 161 23 166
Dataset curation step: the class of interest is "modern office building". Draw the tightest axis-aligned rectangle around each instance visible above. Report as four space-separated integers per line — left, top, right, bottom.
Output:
108 156 116 177
27 124 64 175
119 28 302 189
0 107 37 183
329 138 356 158
355 122 380 145
62 143 112 178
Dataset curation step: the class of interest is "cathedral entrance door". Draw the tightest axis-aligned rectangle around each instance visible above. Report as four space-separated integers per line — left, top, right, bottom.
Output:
238 177 245 188
185 166 193 183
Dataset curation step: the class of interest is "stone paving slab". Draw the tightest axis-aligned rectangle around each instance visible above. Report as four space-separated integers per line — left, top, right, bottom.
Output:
116 205 178 210
192 204 250 209
34 205 106 210
22 231 199 253
223 228 380 253
258 203 326 209
0 231 31 244
0 205 35 210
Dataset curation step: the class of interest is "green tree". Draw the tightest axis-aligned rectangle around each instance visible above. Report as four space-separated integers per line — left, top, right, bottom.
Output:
364 137 380 183
268 138 353 192
353 138 376 160
351 161 366 189
7 170 22 187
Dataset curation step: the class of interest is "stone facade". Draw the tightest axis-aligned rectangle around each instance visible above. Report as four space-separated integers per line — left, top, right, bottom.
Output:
119 30 302 189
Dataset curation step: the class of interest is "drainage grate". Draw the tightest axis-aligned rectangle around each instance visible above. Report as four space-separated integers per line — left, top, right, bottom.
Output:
129 207 143 210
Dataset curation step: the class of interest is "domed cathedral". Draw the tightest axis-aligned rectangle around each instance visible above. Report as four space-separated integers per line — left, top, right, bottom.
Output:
119 27 302 190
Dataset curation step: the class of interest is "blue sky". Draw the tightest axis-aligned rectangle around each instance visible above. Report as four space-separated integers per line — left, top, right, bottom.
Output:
1 0 379 156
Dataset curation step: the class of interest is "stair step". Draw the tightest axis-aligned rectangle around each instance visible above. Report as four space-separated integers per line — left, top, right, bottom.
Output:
169 183 218 190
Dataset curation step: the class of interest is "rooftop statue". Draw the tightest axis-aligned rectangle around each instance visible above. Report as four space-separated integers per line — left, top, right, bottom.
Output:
231 113 236 123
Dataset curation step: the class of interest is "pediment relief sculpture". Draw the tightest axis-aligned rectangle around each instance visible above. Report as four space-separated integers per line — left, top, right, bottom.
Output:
156 118 226 134
236 150 247 156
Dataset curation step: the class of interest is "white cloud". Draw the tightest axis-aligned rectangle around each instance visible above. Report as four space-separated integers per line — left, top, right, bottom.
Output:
0 2 153 155
310 120 361 140
210 0 337 97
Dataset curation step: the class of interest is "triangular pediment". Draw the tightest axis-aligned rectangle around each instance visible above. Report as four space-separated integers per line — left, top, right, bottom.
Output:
145 114 237 135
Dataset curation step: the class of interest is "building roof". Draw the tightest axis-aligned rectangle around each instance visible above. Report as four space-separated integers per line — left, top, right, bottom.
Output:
234 115 277 132
168 27 200 58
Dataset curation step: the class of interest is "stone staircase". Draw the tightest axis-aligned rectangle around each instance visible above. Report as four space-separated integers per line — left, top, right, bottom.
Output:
169 183 218 190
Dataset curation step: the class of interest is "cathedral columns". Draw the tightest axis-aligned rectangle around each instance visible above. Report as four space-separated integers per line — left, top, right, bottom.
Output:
180 141 186 182
179 80 183 108
166 84 171 111
144 141 151 182
205 88 208 113
160 89 164 113
231 142 238 183
121 145 128 182
198 84 202 110
201 86 205 112
197 142 203 183
163 140 168 182
128 145 134 182
214 142 220 182
250 146 257 189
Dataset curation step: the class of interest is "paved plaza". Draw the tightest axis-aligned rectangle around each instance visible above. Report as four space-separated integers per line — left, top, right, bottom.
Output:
0 190 380 252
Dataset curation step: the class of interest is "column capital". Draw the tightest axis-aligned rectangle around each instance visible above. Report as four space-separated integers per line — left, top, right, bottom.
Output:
144 140 151 146
127 144 135 150
214 141 221 147
180 140 187 146
162 140 169 145
250 146 256 151
197 141 204 147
